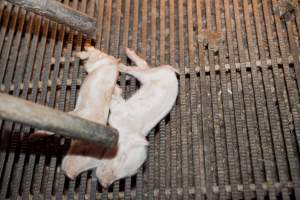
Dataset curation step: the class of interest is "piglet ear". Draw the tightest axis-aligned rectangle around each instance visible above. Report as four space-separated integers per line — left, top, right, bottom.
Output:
131 135 149 146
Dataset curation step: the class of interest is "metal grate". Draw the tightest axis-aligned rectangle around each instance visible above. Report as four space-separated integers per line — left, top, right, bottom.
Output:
0 0 300 199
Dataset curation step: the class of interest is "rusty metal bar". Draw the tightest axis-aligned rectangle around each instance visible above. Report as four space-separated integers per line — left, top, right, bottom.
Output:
232 0 265 198
0 93 118 147
5 0 97 36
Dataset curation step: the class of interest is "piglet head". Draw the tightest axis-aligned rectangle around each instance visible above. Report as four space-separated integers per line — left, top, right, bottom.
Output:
76 45 110 73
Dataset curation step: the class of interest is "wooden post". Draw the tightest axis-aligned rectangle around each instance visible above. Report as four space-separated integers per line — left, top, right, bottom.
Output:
5 0 97 36
0 93 118 147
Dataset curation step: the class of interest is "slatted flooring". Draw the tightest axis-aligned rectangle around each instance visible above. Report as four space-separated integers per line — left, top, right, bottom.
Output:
0 0 300 199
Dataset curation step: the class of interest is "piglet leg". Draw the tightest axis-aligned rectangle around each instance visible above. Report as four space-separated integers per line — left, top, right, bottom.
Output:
118 49 152 84
125 48 149 69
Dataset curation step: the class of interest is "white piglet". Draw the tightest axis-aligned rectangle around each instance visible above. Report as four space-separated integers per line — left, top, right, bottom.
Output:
32 45 119 179
61 45 120 179
95 48 179 187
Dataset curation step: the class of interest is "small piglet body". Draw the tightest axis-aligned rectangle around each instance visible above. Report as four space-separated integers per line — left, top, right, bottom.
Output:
58 46 119 179
96 49 179 187
31 46 119 179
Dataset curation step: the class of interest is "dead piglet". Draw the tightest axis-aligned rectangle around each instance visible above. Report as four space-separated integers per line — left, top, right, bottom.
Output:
60 45 119 179
109 48 179 136
95 48 179 187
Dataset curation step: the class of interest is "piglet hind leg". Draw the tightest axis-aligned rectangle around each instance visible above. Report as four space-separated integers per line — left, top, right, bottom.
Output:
126 48 149 69
118 63 152 85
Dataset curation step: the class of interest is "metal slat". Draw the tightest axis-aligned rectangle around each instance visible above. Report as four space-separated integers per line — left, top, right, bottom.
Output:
117 0 129 100
0 11 25 194
8 13 35 200
147 0 157 199
186 1 202 199
158 0 167 199
223 0 253 199
101 0 112 52
9 21 33 192
195 1 207 199
1 13 44 200
154 20 160 200
185 72 194 194
89 170 98 200
0 6 19 84
292 0 300 40
0 9 25 190
215 0 240 199
78 172 88 200
251 2 291 199
242 1 278 199
39 18 57 199
41 21 61 200
262 0 300 197
168 1 178 199
205 0 227 198
137 0 149 199
50 17 67 200
44 1 73 199
95 0 104 49
285 14 300 96
231 1 266 199
269 0 300 196
0 1 6 22
18 14 43 200
58 0 80 199
0 3 12 55
177 1 189 199
30 18 50 200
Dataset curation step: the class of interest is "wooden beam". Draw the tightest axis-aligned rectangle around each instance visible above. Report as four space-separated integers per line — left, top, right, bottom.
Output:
0 93 118 147
5 0 97 36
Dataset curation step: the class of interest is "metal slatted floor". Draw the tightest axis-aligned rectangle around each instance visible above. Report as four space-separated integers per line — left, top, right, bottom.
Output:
0 0 300 199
